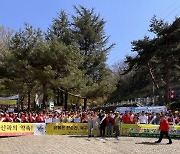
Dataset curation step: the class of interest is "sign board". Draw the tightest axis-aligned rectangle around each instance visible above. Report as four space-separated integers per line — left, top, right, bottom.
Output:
0 100 17 105
0 94 19 105
0 122 180 138
46 123 88 135
0 94 19 100
8 107 14 113
45 118 53 123
0 122 34 136
115 106 167 114
49 102 54 111
74 118 81 123
120 124 180 138
34 123 46 135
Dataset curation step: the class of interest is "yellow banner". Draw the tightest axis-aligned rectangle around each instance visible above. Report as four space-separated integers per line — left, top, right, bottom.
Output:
120 124 180 138
120 124 139 136
0 122 34 136
46 123 88 135
0 100 17 105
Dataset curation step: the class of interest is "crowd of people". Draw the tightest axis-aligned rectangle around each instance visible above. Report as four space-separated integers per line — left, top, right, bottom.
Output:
0 109 179 137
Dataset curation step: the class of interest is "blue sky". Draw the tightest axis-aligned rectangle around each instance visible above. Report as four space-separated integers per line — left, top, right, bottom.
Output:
0 0 180 66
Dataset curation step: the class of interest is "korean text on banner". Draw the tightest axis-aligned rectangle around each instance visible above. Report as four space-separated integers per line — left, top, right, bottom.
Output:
46 123 88 135
0 100 17 105
120 124 180 138
0 122 34 136
116 106 167 114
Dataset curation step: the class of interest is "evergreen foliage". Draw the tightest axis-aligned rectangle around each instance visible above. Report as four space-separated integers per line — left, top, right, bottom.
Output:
0 6 114 110
108 17 180 105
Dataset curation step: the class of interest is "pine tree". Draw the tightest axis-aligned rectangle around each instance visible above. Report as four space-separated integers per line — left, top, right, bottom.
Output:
72 6 115 100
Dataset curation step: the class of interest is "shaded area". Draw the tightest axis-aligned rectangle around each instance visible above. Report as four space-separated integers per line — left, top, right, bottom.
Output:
135 141 163 145
68 135 88 138
0 136 20 139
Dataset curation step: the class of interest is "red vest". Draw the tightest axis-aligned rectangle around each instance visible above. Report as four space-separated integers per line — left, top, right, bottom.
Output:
21 115 26 122
36 115 45 123
8 117 14 122
160 118 170 131
122 114 130 124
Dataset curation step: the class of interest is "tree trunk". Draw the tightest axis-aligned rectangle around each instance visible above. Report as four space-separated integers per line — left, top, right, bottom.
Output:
147 62 159 90
53 88 56 105
146 62 160 105
64 91 68 111
17 94 20 111
84 98 87 111
164 60 170 104
60 90 64 106
33 99 36 110
42 83 47 108
27 91 31 111
20 96 24 111
57 89 60 106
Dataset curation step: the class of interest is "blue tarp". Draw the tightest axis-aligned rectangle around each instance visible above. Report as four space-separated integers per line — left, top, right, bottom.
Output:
0 94 19 100
115 106 167 114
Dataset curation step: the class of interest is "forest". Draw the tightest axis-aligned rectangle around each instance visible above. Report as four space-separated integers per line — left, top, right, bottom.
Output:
0 6 179 110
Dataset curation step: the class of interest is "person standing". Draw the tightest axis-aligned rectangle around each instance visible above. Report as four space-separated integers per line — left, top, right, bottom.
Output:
130 111 134 124
87 112 93 137
122 111 130 124
36 112 45 123
139 111 148 124
106 113 114 137
114 112 121 137
149 112 156 124
99 110 106 137
155 114 172 144
167 114 175 125
92 113 100 137
153 113 160 125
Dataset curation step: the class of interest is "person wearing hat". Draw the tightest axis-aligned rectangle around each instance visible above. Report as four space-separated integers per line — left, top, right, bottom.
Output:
114 112 121 137
155 114 172 144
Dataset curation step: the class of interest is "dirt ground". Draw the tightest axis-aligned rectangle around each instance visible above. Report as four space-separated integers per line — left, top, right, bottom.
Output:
0 135 179 154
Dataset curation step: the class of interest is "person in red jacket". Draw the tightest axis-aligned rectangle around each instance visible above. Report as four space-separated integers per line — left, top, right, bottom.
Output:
122 111 130 124
155 114 172 144
21 113 26 122
8 112 14 122
36 112 45 123
106 113 114 137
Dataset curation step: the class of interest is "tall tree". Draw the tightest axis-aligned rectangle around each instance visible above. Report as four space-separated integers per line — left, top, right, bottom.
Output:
149 17 180 103
48 39 84 110
46 10 73 45
46 10 84 110
123 16 180 104
72 6 115 101
2 23 43 110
